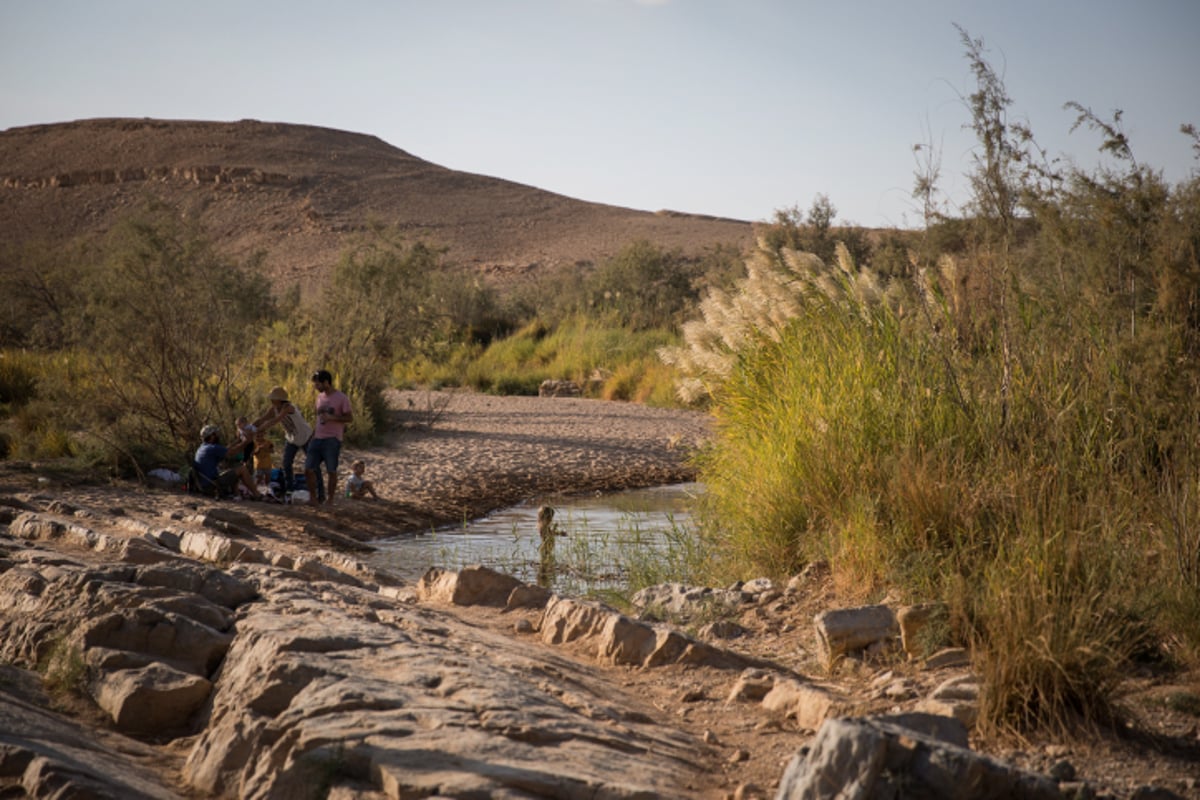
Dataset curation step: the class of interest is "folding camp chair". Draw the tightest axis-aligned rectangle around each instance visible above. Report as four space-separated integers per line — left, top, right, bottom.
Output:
186 457 224 499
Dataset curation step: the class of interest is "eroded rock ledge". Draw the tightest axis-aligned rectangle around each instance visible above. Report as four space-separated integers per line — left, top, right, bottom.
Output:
1 489 1184 799
0 494 732 798
1 164 293 190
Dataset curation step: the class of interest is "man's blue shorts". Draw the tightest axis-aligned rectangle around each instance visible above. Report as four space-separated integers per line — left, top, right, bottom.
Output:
304 437 342 475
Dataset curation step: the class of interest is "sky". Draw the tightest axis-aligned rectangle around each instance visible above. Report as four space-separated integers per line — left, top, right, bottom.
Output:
2 0 1197 229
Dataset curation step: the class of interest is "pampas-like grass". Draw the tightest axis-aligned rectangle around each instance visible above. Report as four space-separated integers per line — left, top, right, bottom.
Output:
658 239 894 403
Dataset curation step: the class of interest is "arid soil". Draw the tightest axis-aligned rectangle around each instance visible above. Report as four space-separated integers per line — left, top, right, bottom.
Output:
7 391 1200 798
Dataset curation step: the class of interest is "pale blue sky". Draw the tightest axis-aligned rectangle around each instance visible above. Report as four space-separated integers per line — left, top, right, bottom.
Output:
2 0 1197 228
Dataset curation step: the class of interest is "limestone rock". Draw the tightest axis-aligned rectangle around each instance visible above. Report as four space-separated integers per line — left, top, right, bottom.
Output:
924 647 971 670
916 674 981 728
897 601 949 658
726 669 777 704
417 564 522 606
199 507 253 526
189 507 255 537
632 581 745 619
538 378 582 397
0 665 180 798
182 571 704 799
179 529 262 564
506 582 552 610
302 521 375 552
761 678 852 731
600 612 694 667
738 577 776 596
93 661 212 734
130 562 258 609
540 594 620 644
118 536 186 565
776 714 1062 800
542 594 759 670
0 555 235 677
80 606 232 677
813 604 899 666
700 619 748 640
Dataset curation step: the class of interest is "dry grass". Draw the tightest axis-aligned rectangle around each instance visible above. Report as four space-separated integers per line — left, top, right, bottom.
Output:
675 220 1200 737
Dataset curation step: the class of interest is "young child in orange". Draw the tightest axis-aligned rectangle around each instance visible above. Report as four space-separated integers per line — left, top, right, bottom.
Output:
253 430 275 490
346 459 379 499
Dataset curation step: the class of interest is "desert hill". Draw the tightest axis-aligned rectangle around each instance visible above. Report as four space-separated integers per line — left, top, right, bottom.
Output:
0 117 756 292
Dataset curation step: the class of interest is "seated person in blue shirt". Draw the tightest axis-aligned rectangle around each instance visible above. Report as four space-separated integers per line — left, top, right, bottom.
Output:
195 424 261 498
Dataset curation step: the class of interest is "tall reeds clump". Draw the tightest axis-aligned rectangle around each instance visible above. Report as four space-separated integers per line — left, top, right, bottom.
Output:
673 160 1200 734
946 324 1160 735
676 242 972 588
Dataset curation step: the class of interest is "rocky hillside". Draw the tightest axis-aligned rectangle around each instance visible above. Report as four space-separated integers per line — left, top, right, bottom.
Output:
0 118 755 293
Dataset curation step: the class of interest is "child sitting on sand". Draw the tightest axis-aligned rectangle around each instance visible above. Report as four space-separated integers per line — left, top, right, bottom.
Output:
346 459 379 500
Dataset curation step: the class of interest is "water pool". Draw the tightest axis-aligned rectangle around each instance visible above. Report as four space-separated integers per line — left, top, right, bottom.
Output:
367 483 702 594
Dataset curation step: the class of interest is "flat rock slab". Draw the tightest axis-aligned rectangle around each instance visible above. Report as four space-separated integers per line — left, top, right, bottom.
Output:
0 666 179 799
181 565 710 798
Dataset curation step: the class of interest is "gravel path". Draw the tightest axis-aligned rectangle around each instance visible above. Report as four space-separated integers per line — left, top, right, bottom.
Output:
340 390 713 531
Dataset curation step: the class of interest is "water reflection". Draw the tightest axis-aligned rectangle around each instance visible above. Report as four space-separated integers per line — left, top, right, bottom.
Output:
368 483 701 593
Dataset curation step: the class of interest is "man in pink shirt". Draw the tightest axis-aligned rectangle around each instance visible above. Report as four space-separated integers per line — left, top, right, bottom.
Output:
304 369 353 505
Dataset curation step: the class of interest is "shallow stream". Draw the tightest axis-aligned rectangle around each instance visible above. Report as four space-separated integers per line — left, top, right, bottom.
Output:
367 483 701 594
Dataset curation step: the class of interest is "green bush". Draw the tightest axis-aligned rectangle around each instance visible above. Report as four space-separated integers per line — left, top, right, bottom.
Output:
757 195 873 270
0 239 89 349
583 240 705 330
491 374 543 396
58 202 276 471
452 314 684 403
39 633 88 699
6 397 76 460
0 351 38 407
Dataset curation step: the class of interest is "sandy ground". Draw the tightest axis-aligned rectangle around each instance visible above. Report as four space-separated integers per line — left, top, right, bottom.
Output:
308 389 713 535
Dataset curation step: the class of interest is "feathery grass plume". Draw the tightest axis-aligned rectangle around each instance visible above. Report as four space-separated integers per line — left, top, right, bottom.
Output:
486 28 1200 741
659 239 894 403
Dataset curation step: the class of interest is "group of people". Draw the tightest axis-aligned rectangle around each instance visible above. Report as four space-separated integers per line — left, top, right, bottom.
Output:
193 369 378 506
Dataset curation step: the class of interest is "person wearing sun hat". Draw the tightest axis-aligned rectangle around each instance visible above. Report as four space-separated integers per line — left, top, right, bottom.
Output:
252 385 317 501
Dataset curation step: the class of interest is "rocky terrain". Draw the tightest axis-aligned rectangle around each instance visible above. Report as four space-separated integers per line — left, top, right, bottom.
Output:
0 118 755 295
2 117 1199 798
2 391 1198 799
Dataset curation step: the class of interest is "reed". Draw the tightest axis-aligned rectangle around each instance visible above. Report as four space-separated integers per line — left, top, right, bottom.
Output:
677 214 1200 735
